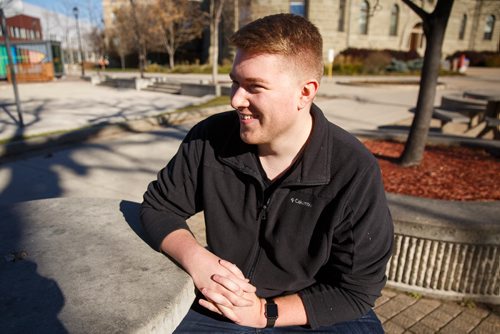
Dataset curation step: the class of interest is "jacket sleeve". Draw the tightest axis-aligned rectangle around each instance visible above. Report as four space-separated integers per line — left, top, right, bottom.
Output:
140 124 205 251
299 162 394 328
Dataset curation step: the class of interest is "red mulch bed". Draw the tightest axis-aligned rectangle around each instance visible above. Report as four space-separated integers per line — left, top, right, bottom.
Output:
363 140 500 201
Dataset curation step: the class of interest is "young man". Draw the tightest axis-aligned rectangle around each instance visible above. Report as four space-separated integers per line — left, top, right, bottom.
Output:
141 14 393 332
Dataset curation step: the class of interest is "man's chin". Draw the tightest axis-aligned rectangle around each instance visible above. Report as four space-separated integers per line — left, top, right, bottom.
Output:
239 132 259 145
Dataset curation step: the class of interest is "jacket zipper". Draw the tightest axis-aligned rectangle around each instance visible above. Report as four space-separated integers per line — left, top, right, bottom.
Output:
247 197 270 281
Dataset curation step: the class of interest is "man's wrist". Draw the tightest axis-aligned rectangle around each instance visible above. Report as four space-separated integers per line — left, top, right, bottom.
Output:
264 298 279 328
259 298 268 328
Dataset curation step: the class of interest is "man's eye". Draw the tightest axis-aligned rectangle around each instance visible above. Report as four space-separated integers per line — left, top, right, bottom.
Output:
249 84 263 91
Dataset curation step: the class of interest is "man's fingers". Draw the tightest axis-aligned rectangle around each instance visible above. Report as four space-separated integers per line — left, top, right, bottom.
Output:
217 260 257 293
201 288 233 308
201 287 253 308
199 299 241 324
219 259 245 278
212 274 243 295
198 298 222 315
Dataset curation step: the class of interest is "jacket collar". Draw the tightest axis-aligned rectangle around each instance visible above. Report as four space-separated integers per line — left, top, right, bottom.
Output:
218 104 332 186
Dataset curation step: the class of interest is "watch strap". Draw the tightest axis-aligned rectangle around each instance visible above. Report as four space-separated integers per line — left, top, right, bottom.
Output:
265 298 278 328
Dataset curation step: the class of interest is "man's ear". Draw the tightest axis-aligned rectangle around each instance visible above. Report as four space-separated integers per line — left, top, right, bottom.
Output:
298 79 319 110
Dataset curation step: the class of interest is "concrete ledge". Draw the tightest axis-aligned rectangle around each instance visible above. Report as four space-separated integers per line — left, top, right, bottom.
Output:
386 193 500 304
0 198 195 333
180 83 231 97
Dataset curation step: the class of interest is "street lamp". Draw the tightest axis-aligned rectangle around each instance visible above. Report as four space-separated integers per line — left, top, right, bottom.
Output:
73 6 85 77
0 0 24 127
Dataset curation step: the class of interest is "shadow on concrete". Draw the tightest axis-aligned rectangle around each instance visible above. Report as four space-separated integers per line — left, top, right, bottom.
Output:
0 205 68 333
0 97 196 331
119 200 156 250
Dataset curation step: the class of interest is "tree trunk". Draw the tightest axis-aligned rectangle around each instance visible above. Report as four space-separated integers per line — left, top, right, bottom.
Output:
400 0 454 166
168 24 175 69
120 52 125 69
211 0 225 95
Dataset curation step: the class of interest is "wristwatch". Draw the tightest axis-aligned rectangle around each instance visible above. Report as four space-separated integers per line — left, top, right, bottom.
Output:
264 298 278 328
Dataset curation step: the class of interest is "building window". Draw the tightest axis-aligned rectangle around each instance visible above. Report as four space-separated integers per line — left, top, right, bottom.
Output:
484 15 495 40
290 1 305 17
359 0 369 35
338 0 346 32
459 14 467 40
389 4 399 36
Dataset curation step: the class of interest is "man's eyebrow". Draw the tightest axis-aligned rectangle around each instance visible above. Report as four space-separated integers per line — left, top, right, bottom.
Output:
229 73 268 84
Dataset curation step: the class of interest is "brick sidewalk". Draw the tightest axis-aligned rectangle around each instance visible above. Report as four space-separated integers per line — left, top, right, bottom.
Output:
375 288 500 333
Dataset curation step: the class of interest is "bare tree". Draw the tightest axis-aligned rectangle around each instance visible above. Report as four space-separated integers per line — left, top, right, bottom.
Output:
113 1 155 77
152 0 208 69
399 0 455 166
89 26 106 65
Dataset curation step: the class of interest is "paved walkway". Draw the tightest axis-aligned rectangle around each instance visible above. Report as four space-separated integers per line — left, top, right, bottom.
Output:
1 69 499 333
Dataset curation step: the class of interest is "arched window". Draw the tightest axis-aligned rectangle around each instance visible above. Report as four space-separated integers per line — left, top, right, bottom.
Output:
389 4 399 36
338 0 346 32
459 14 467 40
484 15 495 40
359 0 369 35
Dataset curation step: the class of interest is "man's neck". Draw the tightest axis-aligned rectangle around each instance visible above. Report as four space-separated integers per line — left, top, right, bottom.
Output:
258 112 313 181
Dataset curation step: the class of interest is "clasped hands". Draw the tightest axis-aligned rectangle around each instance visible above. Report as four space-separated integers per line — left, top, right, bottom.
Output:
189 252 266 328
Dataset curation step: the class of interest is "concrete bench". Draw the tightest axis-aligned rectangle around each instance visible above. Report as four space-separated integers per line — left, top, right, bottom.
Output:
386 193 500 304
0 198 195 333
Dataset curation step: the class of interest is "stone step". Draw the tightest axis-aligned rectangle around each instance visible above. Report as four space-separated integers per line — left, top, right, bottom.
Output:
144 82 181 94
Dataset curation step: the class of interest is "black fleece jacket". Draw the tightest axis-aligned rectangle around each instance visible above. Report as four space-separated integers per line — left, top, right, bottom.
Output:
141 105 394 328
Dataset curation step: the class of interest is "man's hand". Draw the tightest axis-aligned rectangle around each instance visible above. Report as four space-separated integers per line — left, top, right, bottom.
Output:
161 230 256 307
188 250 256 307
198 260 267 328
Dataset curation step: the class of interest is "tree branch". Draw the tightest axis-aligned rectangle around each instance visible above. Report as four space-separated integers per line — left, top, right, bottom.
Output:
401 0 429 21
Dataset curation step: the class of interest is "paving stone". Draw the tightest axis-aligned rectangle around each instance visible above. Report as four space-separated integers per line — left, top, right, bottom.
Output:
390 299 442 329
415 306 459 331
382 288 398 298
383 320 406 334
408 322 438 334
463 305 490 319
470 314 500 334
439 302 465 317
375 294 391 307
375 294 418 320
377 314 388 324
440 312 484 333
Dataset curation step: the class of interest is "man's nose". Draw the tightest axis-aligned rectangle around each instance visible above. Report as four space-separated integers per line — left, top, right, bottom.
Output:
231 86 250 110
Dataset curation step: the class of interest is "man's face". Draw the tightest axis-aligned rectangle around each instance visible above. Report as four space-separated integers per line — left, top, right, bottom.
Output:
229 50 305 147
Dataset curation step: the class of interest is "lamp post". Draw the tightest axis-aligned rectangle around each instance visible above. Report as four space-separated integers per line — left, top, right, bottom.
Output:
73 6 85 77
0 0 23 127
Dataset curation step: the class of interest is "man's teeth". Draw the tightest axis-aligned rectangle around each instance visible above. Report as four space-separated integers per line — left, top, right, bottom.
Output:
242 115 252 120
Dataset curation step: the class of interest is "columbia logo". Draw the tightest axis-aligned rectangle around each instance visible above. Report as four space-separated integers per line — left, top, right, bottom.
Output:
290 197 312 208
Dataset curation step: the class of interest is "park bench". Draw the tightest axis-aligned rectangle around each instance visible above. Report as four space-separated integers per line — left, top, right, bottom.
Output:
432 93 487 130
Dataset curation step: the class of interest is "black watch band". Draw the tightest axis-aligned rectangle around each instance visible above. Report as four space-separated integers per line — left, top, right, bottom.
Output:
265 298 278 328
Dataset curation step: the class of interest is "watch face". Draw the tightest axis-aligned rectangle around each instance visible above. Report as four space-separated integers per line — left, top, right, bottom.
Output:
266 303 278 318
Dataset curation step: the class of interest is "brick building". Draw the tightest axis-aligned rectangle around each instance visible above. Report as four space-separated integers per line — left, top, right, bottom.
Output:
0 14 42 42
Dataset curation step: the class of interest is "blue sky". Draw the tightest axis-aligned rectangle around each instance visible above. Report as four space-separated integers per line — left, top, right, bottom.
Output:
24 0 103 23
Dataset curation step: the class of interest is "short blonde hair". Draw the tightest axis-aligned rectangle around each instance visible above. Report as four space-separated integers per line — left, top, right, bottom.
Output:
229 14 324 81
